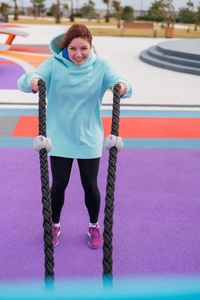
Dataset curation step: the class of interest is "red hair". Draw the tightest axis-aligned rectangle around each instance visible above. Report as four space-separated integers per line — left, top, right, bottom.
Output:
56 23 92 49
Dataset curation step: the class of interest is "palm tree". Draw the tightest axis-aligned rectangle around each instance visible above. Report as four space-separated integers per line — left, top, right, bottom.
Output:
194 5 200 30
69 0 74 21
13 0 18 20
30 0 45 18
56 0 61 23
147 0 166 22
103 0 110 22
161 0 175 37
112 0 122 28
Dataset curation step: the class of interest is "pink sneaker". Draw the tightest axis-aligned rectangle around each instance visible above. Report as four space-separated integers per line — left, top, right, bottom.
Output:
88 225 103 249
52 223 61 247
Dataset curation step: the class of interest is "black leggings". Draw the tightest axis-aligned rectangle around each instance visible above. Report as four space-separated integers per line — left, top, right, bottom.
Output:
50 156 101 224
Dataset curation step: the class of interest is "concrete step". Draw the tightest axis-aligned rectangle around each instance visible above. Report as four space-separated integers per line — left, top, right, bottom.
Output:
147 45 200 68
157 40 200 61
139 49 200 76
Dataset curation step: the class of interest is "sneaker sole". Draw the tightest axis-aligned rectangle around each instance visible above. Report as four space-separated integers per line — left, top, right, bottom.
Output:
88 241 100 249
54 240 59 247
53 229 61 247
87 232 102 249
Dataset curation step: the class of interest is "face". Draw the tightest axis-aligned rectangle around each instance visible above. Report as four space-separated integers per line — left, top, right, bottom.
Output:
67 37 91 66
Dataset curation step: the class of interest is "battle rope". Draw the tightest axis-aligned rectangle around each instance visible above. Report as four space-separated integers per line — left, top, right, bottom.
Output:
103 83 121 283
36 80 121 285
37 79 54 286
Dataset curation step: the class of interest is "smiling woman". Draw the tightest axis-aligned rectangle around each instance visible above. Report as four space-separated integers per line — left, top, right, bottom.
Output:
67 38 91 66
55 23 93 66
17 23 132 250
56 24 92 65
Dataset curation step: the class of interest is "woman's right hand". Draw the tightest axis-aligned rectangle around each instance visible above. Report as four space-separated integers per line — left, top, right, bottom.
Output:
30 78 40 92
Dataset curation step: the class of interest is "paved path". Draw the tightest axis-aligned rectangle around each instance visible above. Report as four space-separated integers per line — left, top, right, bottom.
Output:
0 24 199 110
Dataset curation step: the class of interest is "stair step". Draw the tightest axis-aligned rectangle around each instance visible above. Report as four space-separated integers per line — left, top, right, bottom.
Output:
157 39 200 61
139 49 200 76
148 46 200 68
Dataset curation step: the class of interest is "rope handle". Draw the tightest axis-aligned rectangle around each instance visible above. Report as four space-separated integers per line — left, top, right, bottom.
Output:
104 84 124 151
111 83 121 136
33 80 52 153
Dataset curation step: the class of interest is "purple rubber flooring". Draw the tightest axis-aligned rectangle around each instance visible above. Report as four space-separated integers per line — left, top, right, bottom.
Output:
1 148 200 281
0 58 25 89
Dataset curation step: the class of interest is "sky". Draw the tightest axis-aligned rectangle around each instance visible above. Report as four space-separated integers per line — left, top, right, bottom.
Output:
3 0 200 10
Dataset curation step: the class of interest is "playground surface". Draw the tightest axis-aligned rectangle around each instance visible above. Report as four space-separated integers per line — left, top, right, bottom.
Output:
0 23 200 296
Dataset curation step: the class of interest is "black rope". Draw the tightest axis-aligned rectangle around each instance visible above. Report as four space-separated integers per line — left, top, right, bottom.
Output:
103 83 121 284
38 79 54 286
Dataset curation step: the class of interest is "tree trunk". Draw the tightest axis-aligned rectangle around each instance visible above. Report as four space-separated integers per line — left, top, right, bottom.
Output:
105 3 109 22
56 0 61 24
70 0 74 22
117 17 120 28
13 2 18 20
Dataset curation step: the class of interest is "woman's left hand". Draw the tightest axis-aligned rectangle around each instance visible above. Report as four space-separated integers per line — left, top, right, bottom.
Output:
113 82 127 97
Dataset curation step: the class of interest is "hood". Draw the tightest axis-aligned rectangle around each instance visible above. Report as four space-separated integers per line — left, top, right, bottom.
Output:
49 33 97 68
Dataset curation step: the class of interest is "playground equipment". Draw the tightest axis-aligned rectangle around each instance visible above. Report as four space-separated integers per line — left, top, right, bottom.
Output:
0 27 29 52
0 28 29 45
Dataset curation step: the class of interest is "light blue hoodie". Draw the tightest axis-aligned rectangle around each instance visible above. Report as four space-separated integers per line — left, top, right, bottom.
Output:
17 34 132 159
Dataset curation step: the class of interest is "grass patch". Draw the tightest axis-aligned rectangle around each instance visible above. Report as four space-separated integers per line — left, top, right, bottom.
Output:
8 16 200 38
8 16 118 26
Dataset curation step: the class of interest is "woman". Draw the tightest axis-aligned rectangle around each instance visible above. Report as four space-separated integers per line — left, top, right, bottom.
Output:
18 23 132 249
